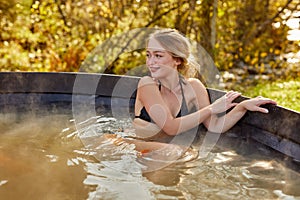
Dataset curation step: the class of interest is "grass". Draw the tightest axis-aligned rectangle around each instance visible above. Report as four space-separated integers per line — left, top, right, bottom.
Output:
235 78 300 113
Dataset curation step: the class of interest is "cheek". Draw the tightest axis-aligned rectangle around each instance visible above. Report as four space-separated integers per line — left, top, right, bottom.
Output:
146 58 152 67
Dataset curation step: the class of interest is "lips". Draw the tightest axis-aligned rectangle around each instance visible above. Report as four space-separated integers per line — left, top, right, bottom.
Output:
149 66 160 72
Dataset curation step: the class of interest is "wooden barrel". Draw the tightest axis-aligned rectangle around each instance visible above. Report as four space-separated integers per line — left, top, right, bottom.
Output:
0 72 299 170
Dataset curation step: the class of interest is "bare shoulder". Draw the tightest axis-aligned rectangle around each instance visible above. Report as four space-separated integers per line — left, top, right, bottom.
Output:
186 78 210 107
186 78 207 92
138 76 156 87
136 76 161 105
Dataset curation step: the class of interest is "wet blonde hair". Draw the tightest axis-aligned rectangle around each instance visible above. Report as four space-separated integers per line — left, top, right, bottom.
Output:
147 28 193 76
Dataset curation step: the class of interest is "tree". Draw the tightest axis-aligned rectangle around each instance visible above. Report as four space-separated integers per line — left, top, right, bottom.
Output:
0 0 298 86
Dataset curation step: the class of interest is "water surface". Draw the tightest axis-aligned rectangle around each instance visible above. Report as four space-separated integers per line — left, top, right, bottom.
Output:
0 112 299 200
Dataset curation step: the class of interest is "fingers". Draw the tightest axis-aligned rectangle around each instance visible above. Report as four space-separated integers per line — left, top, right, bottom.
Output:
255 96 277 106
225 91 240 97
223 91 241 109
224 91 240 109
231 102 239 107
211 91 241 114
225 91 241 102
249 96 277 113
257 107 269 113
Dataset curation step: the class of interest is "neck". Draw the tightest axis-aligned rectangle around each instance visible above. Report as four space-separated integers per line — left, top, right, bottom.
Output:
159 72 180 91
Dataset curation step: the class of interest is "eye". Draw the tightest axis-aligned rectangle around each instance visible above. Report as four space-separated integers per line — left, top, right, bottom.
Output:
155 54 163 58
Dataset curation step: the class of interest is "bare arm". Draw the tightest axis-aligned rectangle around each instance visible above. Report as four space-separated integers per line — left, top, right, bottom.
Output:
136 77 236 135
189 79 277 133
136 76 210 135
208 97 276 133
135 76 276 135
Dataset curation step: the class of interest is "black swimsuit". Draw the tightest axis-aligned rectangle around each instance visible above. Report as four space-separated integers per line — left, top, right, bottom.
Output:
134 76 199 145
135 77 192 122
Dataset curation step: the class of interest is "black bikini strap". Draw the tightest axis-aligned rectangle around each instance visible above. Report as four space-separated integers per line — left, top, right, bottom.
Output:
178 75 189 115
179 76 185 100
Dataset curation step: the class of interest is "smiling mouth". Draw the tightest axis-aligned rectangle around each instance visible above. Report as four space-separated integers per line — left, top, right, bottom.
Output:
149 66 160 72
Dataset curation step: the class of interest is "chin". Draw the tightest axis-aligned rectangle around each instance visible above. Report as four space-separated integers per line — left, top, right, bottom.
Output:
150 73 162 80
149 71 157 77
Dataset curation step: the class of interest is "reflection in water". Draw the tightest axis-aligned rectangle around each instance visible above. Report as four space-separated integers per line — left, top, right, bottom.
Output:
80 115 300 200
84 160 157 200
0 113 90 199
1 113 300 200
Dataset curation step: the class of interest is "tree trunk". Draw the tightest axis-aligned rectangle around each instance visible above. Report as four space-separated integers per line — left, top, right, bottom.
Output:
210 0 218 58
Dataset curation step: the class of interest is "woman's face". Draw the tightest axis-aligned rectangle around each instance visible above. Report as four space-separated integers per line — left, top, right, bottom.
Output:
146 38 179 79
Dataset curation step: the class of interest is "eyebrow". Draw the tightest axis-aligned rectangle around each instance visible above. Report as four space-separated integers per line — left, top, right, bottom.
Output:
146 49 166 53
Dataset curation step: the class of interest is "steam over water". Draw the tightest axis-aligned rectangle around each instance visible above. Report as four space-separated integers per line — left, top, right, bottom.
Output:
0 112 300 200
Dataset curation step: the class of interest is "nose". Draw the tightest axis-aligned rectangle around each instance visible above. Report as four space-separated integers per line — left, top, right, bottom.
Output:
147 55 156 66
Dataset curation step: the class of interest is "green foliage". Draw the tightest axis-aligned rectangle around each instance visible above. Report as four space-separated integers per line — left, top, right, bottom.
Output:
235 78 300 112
0 0 299 83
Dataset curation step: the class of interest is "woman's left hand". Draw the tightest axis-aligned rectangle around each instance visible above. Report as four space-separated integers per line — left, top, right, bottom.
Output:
240 96 277 113
210 91 241 114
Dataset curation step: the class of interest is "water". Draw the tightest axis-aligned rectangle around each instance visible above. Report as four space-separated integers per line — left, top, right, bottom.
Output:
1 112 300 200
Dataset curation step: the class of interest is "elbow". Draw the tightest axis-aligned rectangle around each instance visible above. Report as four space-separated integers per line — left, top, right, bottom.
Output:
207 127 225 134
156 117 180 136
162 127 179 136
206 123 227 134
205 118 227 134
161 123 180 136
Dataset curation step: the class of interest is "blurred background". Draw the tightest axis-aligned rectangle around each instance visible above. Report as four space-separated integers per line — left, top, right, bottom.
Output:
0 0 299 111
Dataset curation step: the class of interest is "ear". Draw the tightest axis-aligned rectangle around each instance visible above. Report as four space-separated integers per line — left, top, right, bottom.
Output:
174 57 182 66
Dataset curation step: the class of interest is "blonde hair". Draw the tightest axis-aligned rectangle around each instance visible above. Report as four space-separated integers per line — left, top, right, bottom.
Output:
147 28 196 76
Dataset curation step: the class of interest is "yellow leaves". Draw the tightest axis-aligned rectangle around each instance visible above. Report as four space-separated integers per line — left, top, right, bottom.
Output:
244 51 268 66
269 46 281 55
260 52 267 58
269 48 274 53
1 0 298 77
270 61 276 68
251 57 258 65
32 1 40 9
218 9 225 17
274 49 281 55
259 63 265 73
99 4 112 18
245 55 251 62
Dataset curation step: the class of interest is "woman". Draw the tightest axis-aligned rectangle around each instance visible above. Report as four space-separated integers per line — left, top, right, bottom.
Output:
131 28 276 155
